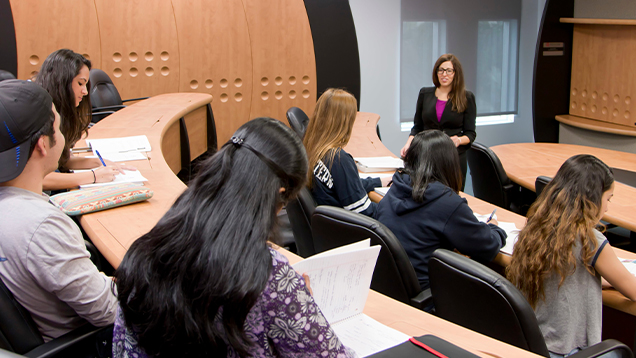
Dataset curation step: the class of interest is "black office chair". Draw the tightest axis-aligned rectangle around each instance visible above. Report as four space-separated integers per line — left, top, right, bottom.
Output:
311 206 432 310
285 107 310 139
286 187 317 258
535 176 552 198
467 142 518 212
89 69 148 123
0 70 16 82
429 249 633 358
0 276 111 357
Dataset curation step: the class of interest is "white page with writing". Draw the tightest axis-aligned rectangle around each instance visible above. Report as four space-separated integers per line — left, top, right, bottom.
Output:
86 135 151 153
77 169 148 189
332 314 409 357
292 245 381 324
474 213 520 255
308 239 370 260
84 152 147 162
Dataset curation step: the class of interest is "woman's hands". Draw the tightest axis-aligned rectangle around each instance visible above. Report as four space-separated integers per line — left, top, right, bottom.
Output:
104 159 137 174
400 136 414 158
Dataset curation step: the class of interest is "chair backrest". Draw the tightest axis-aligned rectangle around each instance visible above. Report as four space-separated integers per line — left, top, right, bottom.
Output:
286 187 317 258
0 277 44 354
89 69 124 109
535 176 552 198
467 142 513 209
0 70 16 82
429 249 550 357
310 206 423 305
285 107 310 139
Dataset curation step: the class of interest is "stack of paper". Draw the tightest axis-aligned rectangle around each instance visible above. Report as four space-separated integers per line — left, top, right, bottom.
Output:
474 213 520 255
85 135 151 162
355 157 404 173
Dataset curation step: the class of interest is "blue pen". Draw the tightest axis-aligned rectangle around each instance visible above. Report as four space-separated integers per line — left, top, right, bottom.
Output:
95 150 107 166
487 208 497 223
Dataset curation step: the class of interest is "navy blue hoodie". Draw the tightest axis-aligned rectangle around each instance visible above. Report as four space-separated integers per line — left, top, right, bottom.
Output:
376 171 506 290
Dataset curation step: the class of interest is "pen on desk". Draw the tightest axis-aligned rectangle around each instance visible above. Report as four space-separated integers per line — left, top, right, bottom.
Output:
95 150 107 167
409 338 449 358
487 208 497 223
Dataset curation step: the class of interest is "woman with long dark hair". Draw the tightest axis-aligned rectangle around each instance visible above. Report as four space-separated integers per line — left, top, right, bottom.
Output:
401 54 476 189
377 130 505 303
113 118 355 357
36 49 131 190
507 155 636 357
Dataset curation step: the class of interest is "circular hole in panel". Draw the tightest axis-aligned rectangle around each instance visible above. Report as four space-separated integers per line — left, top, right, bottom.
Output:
261 77 269 86
275 76 283 86
581 90 587 98
626 96 632 105
160 51 169 61
220 93 229 102
591 105 597 113
302 90 310 98
29 55 39 65
234 78 242 87
275 91 283 100
603 93 609 101
190 80 199 89
613 109 619 117
289 76 297 85
129 52 138 62
160 67 170 76
113 68 123 78
289 90 297 99
220 78 228 88
113 52 122 62
614 94 620 103
82 54 90 61
30 71 38 78
625 111 631 119
571 102 576 109
205 79 213 88
592 91 598 99
602 107 608 115
261 91 269 100
302 75 310 84
129 67 138 77
581 103 587 111
145 52 154 61
234 93 243 102
145 67 154 76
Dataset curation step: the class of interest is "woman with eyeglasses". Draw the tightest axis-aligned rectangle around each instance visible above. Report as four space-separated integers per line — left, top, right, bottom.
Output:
400 54 476 190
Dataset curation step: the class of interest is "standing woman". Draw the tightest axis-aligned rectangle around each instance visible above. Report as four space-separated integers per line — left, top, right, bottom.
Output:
113 118 355 357
35 49 130 191
401 54 476 189
304 88 388 218
507 155 636 357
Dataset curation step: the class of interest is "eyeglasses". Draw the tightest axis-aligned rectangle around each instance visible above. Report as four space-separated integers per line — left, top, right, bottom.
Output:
437 68 455 75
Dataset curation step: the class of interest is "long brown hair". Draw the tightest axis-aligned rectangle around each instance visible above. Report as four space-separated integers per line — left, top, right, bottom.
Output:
432 53 467 113
35 49 92 171
303 88 358 188
506 155 614 308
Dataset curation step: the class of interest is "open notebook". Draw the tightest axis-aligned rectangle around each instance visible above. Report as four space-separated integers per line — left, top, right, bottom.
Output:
474 212 520 255
292 240 410 357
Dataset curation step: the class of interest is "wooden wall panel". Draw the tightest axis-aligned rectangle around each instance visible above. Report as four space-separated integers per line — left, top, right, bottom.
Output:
242 0 317 123
94 0 179 100
570 25 636 128
172 0 253 144
9 0 101 80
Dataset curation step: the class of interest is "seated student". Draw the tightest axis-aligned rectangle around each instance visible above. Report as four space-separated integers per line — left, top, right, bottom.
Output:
113 118 355 357
35 49 134 191
303 88 389 217
0 80 117 341
376 130 506 296
507 155 636 358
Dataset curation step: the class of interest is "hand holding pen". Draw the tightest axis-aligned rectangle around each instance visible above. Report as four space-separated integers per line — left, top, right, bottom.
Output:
486 208 498 226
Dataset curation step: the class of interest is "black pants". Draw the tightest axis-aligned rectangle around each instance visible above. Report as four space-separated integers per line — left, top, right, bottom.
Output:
458 150 467 192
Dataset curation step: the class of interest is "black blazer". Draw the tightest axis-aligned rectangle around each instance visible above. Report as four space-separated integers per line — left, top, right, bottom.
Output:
410 87 477 155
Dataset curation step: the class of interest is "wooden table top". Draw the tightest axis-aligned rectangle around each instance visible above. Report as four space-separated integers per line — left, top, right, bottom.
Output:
491 142 636 232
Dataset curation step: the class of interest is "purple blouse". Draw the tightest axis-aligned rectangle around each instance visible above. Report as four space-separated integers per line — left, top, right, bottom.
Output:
435 99 447 122
112 248 357 358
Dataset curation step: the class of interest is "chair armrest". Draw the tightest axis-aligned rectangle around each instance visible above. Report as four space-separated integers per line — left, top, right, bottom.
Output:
24 324 111 358
121 97 149 103
92 105 125 112
410 288 433 310
568 339 633 358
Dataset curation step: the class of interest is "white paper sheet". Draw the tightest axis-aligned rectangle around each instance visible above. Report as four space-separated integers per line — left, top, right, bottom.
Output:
85 152 147 162
332 314 409 357
620 259 636 277
86 135 151 153
355 157 404 172
359 172 394 179
78 169 148 189
474 213 520 255
374 187 389 196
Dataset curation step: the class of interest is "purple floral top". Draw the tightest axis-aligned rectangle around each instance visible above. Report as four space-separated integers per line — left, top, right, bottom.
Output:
112 248 357 358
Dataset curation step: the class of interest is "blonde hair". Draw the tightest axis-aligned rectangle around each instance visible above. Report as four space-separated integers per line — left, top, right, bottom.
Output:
303 88 358 188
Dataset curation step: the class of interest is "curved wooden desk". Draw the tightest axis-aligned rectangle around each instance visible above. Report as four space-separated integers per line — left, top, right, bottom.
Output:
491 143 636 232
81 101 540 357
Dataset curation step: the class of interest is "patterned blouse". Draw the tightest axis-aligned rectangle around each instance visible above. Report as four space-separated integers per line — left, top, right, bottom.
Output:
112 248 357 358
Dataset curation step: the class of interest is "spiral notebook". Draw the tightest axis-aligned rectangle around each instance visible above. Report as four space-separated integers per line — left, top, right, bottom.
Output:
293 240 410 357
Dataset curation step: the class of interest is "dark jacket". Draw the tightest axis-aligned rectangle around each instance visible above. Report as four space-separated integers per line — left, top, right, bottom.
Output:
410 87 477 155
311 149 381 218
376 172 506 290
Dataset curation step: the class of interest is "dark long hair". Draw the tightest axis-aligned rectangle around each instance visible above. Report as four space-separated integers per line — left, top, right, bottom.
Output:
432 53 467 113
402 129 462 201
35 49 92 171
507 155 614 308
115 118 308 357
